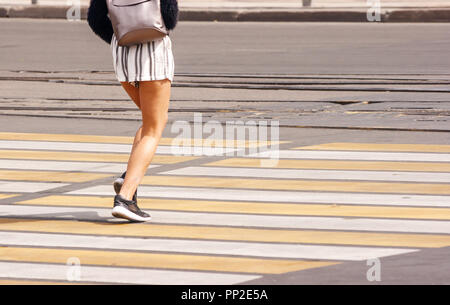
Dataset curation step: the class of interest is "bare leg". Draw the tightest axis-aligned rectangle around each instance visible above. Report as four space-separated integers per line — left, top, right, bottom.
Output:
120 82 143 156
119 79 171 200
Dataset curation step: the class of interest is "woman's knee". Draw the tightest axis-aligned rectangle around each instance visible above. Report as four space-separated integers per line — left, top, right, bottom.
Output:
142 112 168 134
138 79 171 135
161 111 169 125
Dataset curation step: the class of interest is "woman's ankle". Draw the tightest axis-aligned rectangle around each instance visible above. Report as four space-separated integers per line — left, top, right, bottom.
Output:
119 189 137 201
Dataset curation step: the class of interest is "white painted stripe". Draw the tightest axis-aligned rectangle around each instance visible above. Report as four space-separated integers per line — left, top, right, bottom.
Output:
2 205 450 234
0 262 258 285
0 140 239 156
0 159 155 173
0 181 68 193
69 185 450 207
162 166 450 183
0 231 418 261
249 150 450 162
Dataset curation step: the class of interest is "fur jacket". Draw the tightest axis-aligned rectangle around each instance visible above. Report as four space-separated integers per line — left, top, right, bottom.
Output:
87 0 179 44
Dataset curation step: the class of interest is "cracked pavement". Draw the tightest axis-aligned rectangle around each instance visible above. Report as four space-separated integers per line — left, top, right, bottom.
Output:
1 70 449 131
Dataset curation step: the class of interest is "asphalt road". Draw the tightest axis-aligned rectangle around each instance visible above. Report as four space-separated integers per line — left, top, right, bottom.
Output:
0 114 449 285
0 18 450 74
0 18 449 285
0 18 449 131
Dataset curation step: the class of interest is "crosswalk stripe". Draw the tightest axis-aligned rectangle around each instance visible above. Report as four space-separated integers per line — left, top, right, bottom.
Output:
139 175 450 195
0 132 137 144
0 140 239 156
69 185 450 207
0 232 417 262
2 205 450 234
1 218 450 248
0 246 337 274
17 195 450 220
0 159 142 173
205 158 450 172
2 167 447 195
0 262 260 285
161 166 450 183
0 194 16 200
0 132 284 148
6 141 447 162
0 131 448 283
0 150 197 164
0 170 112 183
249 150 450 162
0 181 68 193
295 143 450 153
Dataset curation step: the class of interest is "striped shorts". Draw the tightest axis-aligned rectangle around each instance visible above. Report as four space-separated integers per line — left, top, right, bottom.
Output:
111 33 175 85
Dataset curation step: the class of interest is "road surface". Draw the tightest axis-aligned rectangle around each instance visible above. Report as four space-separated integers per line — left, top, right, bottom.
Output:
0 18 449 285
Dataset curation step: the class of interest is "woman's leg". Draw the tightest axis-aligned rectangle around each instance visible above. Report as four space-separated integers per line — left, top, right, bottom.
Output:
120 82 143 156
119 79 171 200
121 81 141 109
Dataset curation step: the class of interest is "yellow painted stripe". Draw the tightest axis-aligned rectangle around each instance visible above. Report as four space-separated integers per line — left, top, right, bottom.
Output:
0 132 134 144
295 143 450 153
142 175 450 195
0 246 336 275
0 132 286 148
0 170 111 183
0 218 449 248
18 195 450 220
0 194 16 200
205 158 450 172
0 150 196 164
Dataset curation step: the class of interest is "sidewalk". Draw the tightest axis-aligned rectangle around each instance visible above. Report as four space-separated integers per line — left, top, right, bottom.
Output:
0 0 449 22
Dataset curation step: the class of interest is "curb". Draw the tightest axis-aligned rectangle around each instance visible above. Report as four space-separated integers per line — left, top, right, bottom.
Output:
0 5 88 19
386 9 450 22
0 5 449 22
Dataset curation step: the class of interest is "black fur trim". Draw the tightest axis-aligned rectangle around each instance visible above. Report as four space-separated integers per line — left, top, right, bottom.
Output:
87 0 114 44
161 0 179 30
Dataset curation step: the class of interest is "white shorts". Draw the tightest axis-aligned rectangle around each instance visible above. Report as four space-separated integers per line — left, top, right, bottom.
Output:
111 33 175 84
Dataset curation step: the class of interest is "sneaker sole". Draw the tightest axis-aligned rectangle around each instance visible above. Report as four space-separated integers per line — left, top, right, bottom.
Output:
112 206 151 222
